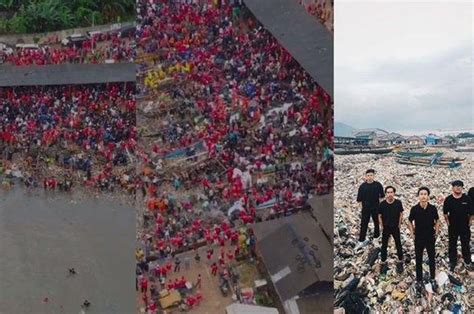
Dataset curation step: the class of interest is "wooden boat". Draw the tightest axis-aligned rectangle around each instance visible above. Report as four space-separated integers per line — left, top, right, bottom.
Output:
396 159 462 168
334 146 394 155
454 146 474 153
395 151 441 158
395 151 465 162
395 151 464 168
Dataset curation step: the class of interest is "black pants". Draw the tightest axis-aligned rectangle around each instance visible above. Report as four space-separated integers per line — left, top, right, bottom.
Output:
415 237 436 281
448 225 471 265
359 208 380 241
381 226 403 262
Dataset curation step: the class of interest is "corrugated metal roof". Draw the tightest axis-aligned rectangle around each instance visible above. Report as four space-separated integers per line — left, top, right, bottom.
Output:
243 0 333 98
0 63 136 87
252 212 332 302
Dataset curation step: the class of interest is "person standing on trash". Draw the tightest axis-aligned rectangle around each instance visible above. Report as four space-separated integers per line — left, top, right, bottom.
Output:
407 186 440 295
467 186 474 202
443 180 473 272
356 169 385 249
378 186 404 274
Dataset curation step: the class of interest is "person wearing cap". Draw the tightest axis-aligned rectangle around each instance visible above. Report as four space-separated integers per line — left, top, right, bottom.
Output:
356 169 385 247
443 180 473 271
407 186 440 296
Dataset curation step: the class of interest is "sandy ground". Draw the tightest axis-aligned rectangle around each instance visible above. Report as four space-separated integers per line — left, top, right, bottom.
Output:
137 244 242 314
0 186 136 314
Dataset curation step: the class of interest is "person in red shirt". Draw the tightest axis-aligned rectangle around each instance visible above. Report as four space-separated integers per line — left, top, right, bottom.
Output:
211 262 218 276
227 250 234 261
218 256 225 267
140 276 148 294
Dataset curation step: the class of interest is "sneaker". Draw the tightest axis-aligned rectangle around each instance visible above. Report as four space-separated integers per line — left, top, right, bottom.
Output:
415 282 423 298
355 239 370 251
380 263 388 275
396 262 404 274
450 263 456 272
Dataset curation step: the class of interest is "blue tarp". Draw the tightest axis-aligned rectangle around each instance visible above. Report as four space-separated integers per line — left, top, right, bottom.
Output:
164 140 205 159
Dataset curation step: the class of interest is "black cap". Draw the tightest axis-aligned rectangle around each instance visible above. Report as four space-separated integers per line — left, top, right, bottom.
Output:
366 169 375 174
451 180 464 187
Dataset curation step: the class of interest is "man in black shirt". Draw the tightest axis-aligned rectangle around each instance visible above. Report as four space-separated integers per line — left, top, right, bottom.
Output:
408 187 440 295
356 169 384 246
378 186 404 274
443 180 473 271
468 186 474 202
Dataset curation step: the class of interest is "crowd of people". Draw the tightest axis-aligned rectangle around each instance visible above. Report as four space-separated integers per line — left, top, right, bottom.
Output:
0 33 135 66
0 83 137 193
135 0 333 311
136 225 257 312
0 0 333 311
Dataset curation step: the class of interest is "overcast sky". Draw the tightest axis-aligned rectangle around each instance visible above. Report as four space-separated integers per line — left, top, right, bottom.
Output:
335 0 473 135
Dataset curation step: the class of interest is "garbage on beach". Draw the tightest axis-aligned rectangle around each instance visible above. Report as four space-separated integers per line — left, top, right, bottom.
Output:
334 151 473 313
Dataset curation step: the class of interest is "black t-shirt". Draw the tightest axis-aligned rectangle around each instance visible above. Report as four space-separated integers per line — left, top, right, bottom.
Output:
408 203 439 240
379 199 404 228
357 181 384 210
443 194 473 228
468 187 474 202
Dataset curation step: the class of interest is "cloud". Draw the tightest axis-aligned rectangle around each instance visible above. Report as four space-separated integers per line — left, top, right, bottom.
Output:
335 1 473 133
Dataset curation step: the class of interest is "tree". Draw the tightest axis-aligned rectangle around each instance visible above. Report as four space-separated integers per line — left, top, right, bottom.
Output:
2 0 134 33
0 0 20 12
457 132 474 138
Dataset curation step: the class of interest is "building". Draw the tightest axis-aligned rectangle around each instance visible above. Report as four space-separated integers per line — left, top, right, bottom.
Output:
440 136 456 145
251 198 332 314
378 132 406 146
352 131 378 145
425 134 441 145
334 136 356 147
353 128 389 137
406 135 424 146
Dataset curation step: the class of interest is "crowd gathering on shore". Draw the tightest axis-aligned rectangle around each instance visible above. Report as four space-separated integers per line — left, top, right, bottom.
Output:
135 0 333 311
0 0 334 311
0 83 137 193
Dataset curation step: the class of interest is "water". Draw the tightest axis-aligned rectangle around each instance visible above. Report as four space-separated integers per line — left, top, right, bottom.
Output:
0 187 135 314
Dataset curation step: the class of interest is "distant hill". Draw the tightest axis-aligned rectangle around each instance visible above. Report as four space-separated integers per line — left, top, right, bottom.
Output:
335 122 356 137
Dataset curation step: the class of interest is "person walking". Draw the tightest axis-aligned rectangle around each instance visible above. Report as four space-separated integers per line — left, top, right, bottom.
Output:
407 187 440 296
196 274 202 289
443 180 473 271
378 186 404 274
355 169 385 249
174 257 181 272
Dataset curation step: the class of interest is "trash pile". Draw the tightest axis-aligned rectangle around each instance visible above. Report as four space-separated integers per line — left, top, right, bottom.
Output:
334 152 474 313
